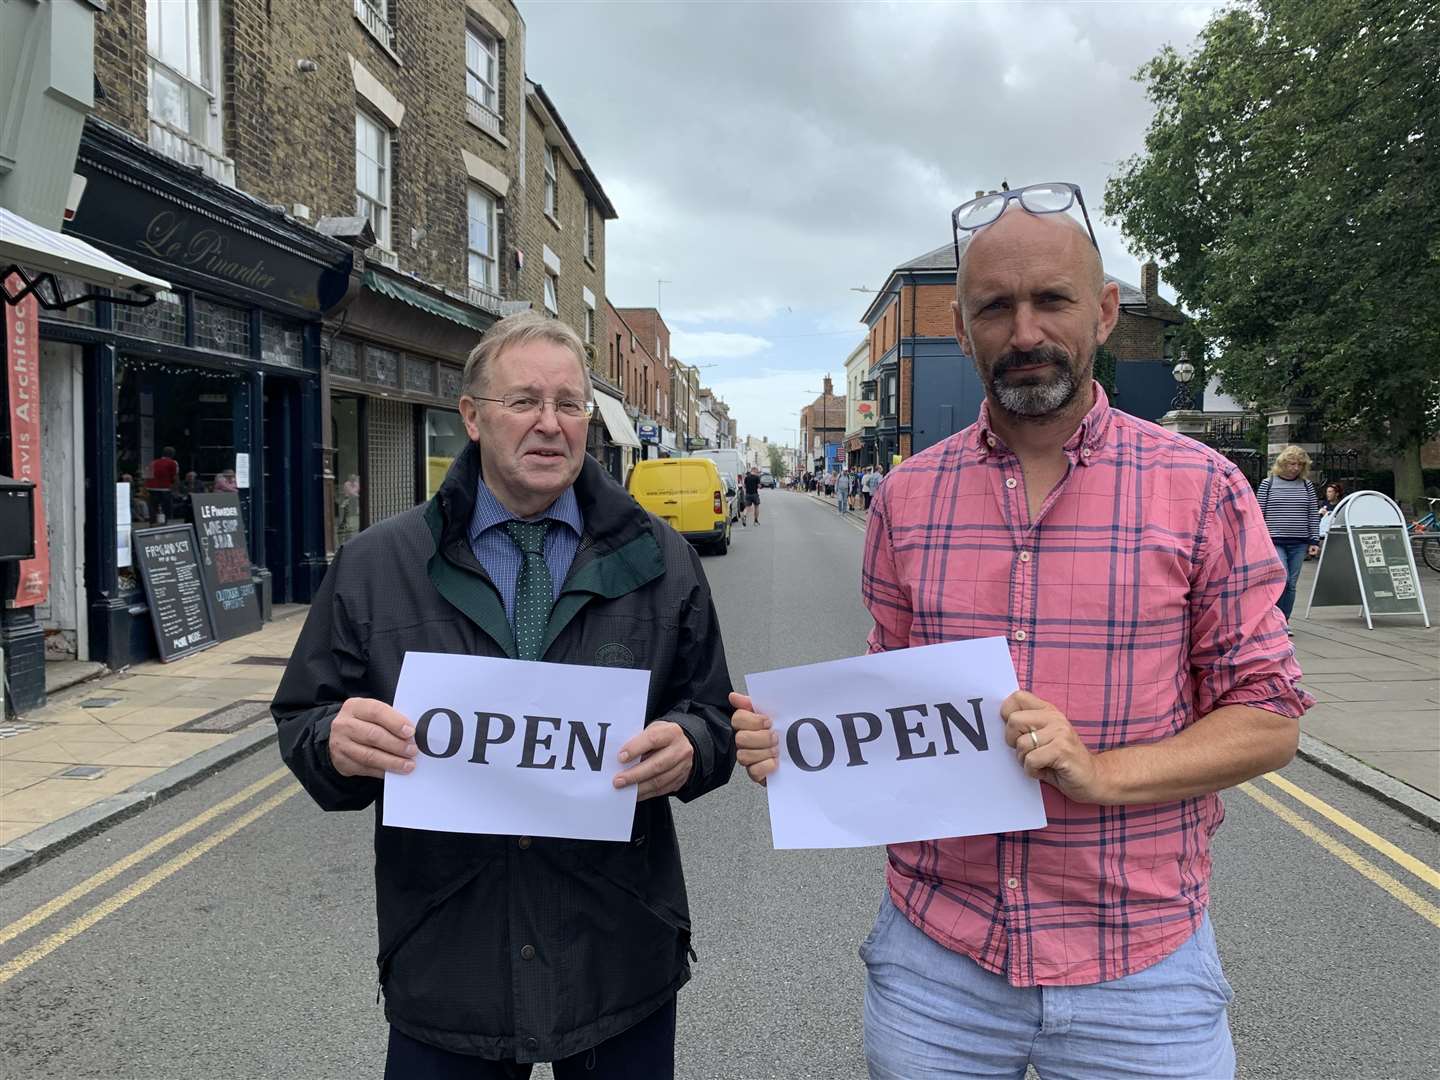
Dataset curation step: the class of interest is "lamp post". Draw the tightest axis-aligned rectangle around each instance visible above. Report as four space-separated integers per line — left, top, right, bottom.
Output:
1170 360 1197 410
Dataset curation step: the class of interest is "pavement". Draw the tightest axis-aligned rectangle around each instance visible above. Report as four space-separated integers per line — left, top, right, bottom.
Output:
1 499 1435 881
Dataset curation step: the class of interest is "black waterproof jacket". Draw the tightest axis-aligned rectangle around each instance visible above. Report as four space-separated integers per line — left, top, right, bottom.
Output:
271 445 735 1062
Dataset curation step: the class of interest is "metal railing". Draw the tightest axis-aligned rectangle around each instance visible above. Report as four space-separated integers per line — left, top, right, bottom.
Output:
148 120 236 187
465 97 503 139
353 0 394 49
466 282 505 315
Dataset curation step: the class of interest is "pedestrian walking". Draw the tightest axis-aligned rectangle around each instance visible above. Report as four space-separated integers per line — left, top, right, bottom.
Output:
273 312 736 1080
1256 445 1321 633
862 467 879 511
835 468 850 514
732 188 1309 1080
744 466 763 526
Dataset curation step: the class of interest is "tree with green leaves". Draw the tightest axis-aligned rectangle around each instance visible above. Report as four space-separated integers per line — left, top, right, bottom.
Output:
1105 0 1438 507
766 443 789 480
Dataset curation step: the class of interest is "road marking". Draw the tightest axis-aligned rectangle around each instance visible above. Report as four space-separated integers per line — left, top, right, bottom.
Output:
1238 782 1440 929
0 783 300 985
0 765 293 950
1261 772 1440 891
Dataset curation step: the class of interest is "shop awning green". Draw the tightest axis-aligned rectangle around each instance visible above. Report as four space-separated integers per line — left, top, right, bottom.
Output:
363 270 493 332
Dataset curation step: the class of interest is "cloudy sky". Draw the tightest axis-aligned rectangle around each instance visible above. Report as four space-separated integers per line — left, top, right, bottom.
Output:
522 1 1220 445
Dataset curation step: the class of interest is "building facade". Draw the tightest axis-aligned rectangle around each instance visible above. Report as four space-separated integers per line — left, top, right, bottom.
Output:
800 375 846 475
10 0 623 683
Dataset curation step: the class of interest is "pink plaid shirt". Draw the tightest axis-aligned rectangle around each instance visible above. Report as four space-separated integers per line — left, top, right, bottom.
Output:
863 385 1310 987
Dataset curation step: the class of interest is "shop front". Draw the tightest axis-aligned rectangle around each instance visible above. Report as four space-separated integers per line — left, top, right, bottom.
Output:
40 119 357 670
324 269 493 552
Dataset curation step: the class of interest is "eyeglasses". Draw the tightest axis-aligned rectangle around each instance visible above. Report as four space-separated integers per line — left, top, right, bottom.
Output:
470 393 596 419
951 182 1098 268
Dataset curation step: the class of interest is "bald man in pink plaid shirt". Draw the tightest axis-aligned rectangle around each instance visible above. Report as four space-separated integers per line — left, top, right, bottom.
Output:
732 188 1311 1079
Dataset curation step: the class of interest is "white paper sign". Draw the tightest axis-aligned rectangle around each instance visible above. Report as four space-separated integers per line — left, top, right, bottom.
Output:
234 453 250 489
383 651 649 841
749 638 1048 849
115 482 132 568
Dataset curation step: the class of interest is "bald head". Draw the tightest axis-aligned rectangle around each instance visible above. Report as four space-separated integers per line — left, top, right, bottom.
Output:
955 204 1105 311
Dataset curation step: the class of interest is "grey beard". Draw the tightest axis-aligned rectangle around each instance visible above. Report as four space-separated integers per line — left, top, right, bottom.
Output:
991 362 1079 418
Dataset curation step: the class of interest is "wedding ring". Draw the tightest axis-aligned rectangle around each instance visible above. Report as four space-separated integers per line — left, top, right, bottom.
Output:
1028 730 1040 751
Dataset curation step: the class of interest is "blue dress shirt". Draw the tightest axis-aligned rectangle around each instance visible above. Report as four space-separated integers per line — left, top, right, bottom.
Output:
467 475 584 626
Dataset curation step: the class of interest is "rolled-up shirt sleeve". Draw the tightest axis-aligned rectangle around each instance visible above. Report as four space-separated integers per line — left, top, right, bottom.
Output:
1189 465 1314 719
862 486 911 654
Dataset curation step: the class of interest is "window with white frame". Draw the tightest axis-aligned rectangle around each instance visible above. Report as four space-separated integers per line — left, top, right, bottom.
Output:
465 25 500 115
544 146 558 218
583 304 595 344
146 0 225 167
467 186 498 294
543 272 559 315
583 199 595 260
355 110 392 249
354 0 393 48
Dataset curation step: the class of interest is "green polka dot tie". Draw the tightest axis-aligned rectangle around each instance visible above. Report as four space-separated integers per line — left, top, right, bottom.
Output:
504 520 553 661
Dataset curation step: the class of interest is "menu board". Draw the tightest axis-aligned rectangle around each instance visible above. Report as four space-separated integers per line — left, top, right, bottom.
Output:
190 492 264 640
1352 528 1421 615
132 524 217 662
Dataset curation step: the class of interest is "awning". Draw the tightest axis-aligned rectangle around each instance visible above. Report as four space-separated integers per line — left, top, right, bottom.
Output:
593 392 641 448
1 207 170 306
363 269 493 333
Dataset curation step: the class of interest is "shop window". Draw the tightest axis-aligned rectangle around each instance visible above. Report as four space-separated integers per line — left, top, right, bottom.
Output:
194 298 251 356
330 337 360 379
261 314 304 368
425 408 468 498
366 344 400 387
404 355 434 395
332 395 363 549
439 365 464 400
114 288 186 345
115 357 251 583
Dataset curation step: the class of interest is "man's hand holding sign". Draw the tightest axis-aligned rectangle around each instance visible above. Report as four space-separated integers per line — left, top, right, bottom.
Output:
734 638 1047 849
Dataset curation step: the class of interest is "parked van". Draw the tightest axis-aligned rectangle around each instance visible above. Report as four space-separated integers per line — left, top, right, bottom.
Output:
627 457 732 555
688 448 746 521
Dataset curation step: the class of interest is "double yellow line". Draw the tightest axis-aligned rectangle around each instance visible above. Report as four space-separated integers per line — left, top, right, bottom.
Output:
1238 772 1440 928
0 766 300 985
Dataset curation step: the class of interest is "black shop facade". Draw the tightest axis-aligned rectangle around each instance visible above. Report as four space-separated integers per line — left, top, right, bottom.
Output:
37 119 357 673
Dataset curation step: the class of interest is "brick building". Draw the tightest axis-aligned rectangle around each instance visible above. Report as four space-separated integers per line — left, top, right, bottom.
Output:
859 242 1185 459
18 0 622 677
800 375 847 475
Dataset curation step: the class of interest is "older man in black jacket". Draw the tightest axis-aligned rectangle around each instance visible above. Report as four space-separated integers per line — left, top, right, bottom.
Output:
272 312 735 1080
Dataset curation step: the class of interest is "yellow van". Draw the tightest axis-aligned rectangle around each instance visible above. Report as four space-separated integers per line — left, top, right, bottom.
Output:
627 457 731 555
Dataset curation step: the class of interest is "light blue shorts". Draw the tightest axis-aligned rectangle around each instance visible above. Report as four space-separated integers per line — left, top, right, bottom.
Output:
862 896 1235 1080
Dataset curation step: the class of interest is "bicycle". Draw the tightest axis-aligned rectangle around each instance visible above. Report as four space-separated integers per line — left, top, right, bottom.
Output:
1408 497 1440 572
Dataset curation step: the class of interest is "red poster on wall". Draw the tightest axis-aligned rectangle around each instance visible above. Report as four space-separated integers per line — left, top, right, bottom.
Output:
4 273 49 607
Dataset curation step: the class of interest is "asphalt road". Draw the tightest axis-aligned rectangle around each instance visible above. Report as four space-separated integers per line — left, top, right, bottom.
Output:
2 489 1437 1080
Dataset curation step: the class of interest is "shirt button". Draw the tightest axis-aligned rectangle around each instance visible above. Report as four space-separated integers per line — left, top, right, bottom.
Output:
517 836 532 850
1005 477 1017 489
1081 447 1092 458
525 1037 539 1051
1018 551 1030 563
521 945 536 960
1013 629 1027 641
986 436 997 448
1006 877 1020 889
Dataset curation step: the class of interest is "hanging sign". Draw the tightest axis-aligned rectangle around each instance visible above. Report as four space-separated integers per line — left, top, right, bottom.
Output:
132 524 217 661
189 492 264 639
1306 491 1430 629
4 274 49 608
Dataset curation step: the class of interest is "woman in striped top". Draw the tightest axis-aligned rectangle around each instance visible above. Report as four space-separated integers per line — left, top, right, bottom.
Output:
1256 444 1321 631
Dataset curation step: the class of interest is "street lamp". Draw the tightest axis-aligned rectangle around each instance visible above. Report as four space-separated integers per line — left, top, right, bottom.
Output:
1170 360 1197 410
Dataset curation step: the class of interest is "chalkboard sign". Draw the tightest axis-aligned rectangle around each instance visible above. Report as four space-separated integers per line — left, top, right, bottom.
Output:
133 524 218 662
1306 491 1430 629
190 492 264 640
